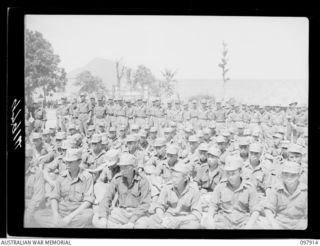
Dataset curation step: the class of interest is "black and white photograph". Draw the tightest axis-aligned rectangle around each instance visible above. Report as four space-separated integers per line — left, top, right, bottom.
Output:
23 15 308 230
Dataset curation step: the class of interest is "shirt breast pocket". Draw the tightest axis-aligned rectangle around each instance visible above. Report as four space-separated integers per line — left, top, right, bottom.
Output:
73 186 84 202
221 193 233 209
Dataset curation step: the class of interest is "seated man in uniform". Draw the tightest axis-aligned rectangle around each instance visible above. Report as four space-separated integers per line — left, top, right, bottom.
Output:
92 153 151 228
263 161 307 229
138 163 202 229
34 148 94 228
202 156 261 229
24 145 46 227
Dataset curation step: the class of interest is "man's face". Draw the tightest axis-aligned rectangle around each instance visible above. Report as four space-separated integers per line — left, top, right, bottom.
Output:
249 151 261 165
226 169 241 186
199 150 208 162
192 103 197 109
42 134 51 143
70 128 77 135
217 142 226 152
207 154 219 169
127 141 137 154
238 128 244 136
189 141 199 152
239 145 249 159
55 139 62 149
131 129 139 135
281 148 289 159
150 132 157 139
203 134 210 142
25 156 33 169
109 131 116 139
99 126 105 133
139 136 147 145
164 132 172 142
80 96 85 102
172 172 186 188
120 165 135 180
273 137 281 147
282 172 300 189
32 138 42 148
155 145 166 157
66 159 81 173
288 152 302 164
98 99 103 106
92 142 102 155
119 129 126 138
167 153 178 166
49 129 56 137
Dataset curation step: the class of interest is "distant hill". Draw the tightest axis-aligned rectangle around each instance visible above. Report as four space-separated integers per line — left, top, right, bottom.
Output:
66 57 118 93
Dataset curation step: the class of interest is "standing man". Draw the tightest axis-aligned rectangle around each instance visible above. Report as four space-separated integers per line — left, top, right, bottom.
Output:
78 93 91 136
94 95 107 131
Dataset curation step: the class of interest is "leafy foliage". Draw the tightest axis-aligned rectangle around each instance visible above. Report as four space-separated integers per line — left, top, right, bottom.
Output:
133 65 156 89
218 41 230 99
74 70 107 95
25 29 67 105
159 69 178 97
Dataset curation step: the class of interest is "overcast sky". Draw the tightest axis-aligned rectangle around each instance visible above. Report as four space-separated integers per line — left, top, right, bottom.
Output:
25 15 308 81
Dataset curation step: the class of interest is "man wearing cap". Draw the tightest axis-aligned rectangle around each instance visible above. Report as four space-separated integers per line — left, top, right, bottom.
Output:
42 129 54 149
213 101 228 131
270 105 285 132
242 143 271 201
202 156 260 229
164 100 174 126
182 135 200 165
34 148 94 228
139 163 202 229
93 95 107 131
24 145 46 227
285 144 307 185
77 93 91 136
197 99 209 130
125 99 135 126
172 100 184 128
229 103 245 127
153 99 166 130
107 126 120 149
93 153 151 228
106 98 115 127
292 106 308 143
233 137 250 163
33 101 47 132
262 161 307 229
268 132 283 158
189 100 199 130
52 132 66 155
124 134 146 170
82 134 108 180
147 127 158 149
182 102 191 126
57 97 71 132
192 143 212 192
31 132 55 168
214 135 230 166
154 144 183 184
134 98 147 128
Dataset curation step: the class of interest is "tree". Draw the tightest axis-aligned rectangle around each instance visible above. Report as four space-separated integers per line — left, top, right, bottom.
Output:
218 41 230 100
160 68 178 97
115 59 126 89
126 67 134 90
133 65 156 90
73 70 107 95
25 29 67 106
